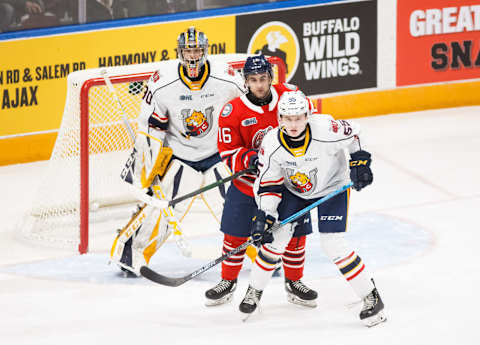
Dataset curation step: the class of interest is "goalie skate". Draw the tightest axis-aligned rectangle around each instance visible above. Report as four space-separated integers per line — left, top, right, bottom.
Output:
285 279 318 308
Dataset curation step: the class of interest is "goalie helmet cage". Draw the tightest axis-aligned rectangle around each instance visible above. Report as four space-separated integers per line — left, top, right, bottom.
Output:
24 54 286 254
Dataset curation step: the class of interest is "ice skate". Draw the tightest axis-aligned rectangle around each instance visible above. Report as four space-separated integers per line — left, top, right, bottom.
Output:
239 285 263 321
205 279 237 306
285 279 318 308
360 287 386 327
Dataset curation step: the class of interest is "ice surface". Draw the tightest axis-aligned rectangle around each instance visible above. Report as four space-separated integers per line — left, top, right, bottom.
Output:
1 106 479 345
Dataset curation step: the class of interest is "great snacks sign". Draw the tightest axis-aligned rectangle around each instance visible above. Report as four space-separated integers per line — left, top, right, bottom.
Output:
397 0 480 86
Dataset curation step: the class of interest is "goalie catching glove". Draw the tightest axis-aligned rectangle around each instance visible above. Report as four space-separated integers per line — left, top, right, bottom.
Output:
349 150 373 191
251 209 276 246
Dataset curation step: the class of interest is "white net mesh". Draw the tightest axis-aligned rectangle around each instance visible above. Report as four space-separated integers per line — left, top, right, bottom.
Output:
22 54 285 252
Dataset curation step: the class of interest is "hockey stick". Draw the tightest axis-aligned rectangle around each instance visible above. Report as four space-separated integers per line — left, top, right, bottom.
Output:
140 182 353 287
167 168 250 207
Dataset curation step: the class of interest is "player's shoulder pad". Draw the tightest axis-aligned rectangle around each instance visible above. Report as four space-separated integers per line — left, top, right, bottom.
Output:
309 116 360 141
260 127 281 156
220 102 234 118
219 97 245 125
276 82 298 92
147 62 179 89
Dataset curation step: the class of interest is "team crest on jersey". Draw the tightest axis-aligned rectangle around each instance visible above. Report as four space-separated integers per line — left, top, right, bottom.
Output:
181 106 214 138
252 126 274 148
221 103 233 117
286 168 318 195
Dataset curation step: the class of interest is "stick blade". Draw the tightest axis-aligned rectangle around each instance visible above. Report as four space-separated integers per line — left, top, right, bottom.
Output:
140 266 186 287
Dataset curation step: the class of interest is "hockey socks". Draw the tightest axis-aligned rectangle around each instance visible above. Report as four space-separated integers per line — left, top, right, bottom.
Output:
282 235 306 281
221 234 249 281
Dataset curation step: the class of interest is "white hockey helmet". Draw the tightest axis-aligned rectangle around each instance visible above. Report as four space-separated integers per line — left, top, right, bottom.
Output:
177 26 209 77
277 90 310 117
278 91 309 136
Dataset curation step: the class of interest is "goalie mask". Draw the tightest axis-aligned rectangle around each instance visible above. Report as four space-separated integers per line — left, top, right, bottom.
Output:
177 27 209 78
278 91 309 137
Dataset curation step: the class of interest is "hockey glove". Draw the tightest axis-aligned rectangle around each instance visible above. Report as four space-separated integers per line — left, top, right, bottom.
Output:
349 150 373 191
242 149 259 174
251 209 276 246
248 154 259 174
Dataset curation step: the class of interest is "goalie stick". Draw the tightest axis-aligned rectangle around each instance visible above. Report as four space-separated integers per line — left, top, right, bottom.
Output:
140 182 353 287
101 69 193 255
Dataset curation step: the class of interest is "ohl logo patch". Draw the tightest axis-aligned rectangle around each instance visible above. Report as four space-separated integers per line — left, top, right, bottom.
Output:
181 106 214 138
247 21 300 82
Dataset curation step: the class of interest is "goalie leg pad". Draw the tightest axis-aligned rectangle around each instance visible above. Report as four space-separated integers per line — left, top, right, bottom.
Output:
110 204 169 275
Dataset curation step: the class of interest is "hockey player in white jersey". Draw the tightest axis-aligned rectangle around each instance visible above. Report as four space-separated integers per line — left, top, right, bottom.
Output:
110 27 245 276
239 90 386 327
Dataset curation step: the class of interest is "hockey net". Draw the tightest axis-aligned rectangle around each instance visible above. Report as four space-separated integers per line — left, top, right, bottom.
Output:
23 54 286 254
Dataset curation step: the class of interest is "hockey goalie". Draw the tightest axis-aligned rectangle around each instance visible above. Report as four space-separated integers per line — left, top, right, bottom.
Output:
110 26 245 276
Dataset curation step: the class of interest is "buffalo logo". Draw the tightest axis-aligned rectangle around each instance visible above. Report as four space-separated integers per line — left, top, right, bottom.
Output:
181 106 214 138
247 21 300 82
286 168 318 196
252 126 274 148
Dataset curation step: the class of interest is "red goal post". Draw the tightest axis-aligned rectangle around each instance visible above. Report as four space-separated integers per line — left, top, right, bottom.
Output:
24 54 286 254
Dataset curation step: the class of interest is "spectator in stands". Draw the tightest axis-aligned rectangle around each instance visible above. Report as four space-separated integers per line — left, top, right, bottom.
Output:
112 0 197 19
67 0 113 23
0 1 15 32
164 0 196 13
15 0 63 30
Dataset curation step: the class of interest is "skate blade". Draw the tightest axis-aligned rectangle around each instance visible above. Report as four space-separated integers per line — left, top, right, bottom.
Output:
287 293 317 308
241 311 255 322
205 293 233 307
114 262 140 277
241 306 261 322
363 310 387 327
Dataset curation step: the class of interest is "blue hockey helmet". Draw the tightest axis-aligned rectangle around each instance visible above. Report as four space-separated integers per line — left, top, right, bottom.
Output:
242 55 273 79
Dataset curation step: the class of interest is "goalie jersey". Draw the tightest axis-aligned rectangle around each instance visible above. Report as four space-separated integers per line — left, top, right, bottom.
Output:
254 116 362 215
137 59 245 161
